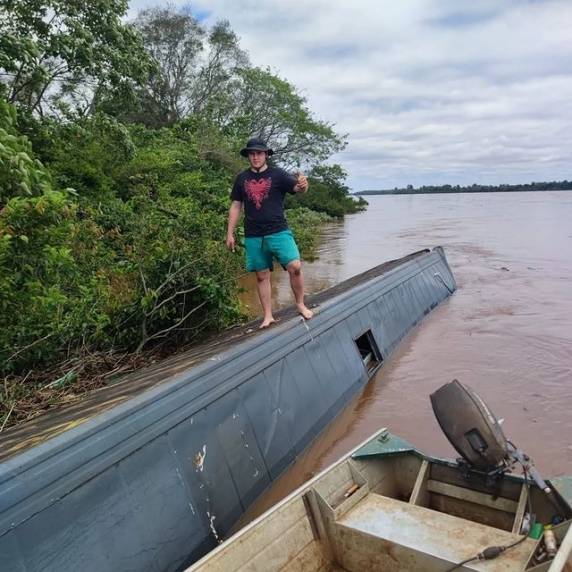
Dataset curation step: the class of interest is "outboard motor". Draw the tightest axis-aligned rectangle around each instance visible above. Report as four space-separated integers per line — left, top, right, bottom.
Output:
431 379 564 514
431 379 507 471
430 380 572 569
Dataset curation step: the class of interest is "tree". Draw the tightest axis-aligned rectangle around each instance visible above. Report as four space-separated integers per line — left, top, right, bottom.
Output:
133 6 204 125
229 67 346 168
0 0 151 117
132 8 247 127
189 20 248 116
129 8 341 168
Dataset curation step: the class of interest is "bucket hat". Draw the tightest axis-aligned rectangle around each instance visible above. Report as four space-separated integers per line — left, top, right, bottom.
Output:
240 137 274 157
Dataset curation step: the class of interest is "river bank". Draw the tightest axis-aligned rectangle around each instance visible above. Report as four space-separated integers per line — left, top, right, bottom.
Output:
0 207 351 431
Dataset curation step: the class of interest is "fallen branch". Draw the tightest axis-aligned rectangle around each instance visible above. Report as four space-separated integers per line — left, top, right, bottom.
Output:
0 404 15 433
7 332 55 363
148 284 201 317
137 299 208 353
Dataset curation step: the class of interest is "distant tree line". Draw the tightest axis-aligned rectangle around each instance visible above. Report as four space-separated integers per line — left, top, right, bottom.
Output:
357 181 572 195
0 1 365 427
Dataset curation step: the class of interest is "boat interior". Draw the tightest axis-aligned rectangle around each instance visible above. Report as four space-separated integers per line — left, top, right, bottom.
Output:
189 435 572 572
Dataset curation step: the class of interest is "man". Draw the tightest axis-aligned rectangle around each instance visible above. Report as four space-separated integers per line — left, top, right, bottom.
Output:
226 137 314 328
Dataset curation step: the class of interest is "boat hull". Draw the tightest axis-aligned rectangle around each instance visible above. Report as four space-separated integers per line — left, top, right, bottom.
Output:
0 248 456 572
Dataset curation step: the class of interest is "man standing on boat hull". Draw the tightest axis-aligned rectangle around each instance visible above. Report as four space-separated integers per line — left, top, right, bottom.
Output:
226 137 314 328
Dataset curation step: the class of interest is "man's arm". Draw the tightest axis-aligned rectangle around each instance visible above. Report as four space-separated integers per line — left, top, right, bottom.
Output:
226 200 242 252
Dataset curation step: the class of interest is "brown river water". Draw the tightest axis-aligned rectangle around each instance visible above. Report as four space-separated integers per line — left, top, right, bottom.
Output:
236 191 572 522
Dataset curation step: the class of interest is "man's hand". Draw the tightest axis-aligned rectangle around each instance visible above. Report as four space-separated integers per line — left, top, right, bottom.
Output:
226 200 242 253
294 173 309 193
226 234 236 252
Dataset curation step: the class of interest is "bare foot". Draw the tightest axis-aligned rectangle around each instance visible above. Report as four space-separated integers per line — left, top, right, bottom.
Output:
296 304 314 320
259 317 276 329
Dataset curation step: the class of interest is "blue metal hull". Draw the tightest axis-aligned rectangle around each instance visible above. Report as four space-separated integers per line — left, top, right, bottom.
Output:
0 247 456 571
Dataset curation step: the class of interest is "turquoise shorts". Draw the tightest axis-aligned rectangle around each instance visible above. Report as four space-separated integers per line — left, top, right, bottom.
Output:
244 230 300 272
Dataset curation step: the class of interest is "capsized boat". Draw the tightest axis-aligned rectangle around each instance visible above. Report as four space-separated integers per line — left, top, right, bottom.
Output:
0 248 456 572
188 381 572 571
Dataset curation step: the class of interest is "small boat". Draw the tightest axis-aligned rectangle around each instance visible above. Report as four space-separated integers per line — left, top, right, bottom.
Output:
187 382 572 572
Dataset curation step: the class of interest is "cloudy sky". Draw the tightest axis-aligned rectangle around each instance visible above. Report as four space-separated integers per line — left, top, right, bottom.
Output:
128 1 572 191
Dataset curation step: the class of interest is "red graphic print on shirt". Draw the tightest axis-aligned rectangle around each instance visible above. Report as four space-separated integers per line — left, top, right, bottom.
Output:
244 177 272 210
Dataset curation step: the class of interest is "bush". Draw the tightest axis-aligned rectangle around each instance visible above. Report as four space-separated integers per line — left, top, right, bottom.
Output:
1 114 245 374
0 100 52 204
286 207 331 261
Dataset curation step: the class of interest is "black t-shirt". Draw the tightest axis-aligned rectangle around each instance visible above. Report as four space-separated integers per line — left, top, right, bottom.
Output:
230 167 297 237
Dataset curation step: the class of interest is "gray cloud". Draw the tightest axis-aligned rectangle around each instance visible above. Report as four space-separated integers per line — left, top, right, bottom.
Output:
425 8 502 29
128 0 572 190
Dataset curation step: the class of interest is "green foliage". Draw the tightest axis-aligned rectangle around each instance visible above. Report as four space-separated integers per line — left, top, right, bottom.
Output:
122 9 247 128
286 207 331 261
0 0 152 116
46 113 136 199
229 67 346 168
0 190 93 368
129 7 205 125
0 117 246 373
0 99 52 203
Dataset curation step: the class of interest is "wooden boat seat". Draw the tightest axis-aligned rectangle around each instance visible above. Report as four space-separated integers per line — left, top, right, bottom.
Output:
335 492 537 571
408 459 530 535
